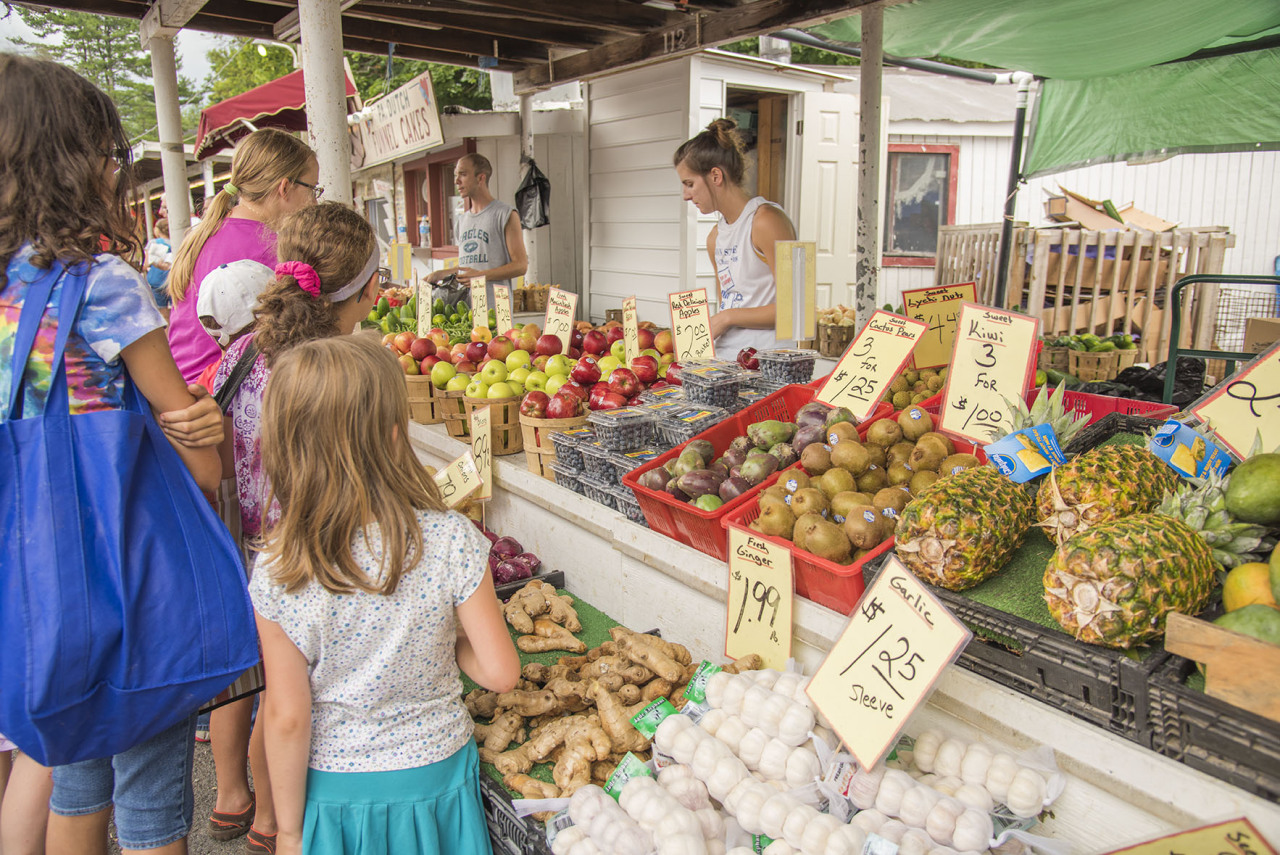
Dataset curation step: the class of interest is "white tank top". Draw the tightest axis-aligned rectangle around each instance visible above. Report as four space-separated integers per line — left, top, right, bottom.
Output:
455 199 514 299
713 196 792 355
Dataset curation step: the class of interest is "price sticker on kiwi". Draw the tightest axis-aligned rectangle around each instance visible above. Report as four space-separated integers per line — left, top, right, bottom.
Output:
543 287 578 355
817 311 928 421
492 285 514 337
938 303 1040 444
725 526 793 670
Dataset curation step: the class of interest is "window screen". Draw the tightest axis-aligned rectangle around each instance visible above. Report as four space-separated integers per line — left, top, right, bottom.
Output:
885 152 951 256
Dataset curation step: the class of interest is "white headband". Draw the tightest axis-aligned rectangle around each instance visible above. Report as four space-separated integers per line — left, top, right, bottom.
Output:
328 248 380 303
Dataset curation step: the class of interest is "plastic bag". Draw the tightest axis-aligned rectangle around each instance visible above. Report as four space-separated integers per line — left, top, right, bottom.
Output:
1113 357 1207 406
515 157 551 229
432 273 469 309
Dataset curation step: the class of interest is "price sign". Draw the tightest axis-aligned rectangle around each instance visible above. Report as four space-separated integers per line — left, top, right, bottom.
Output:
493 285 514 337
901 282 976 369
725 527 793 670
433 451 482 509
806 556 971 771
816 311 927 421
470 276 488 325
622 296 640 365
417 280 431 328
669 288 715 362
1190 341 1280 458
470 405 492 501
938 302 1040 444
1102 818 1277 855
543 287 578 355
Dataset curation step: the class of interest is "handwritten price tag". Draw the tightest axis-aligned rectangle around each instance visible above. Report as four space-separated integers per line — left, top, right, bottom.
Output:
470 405 492 501
902 282 976 369
493 285 514 337
622 296 640 365
417 280 431 328
433 451 482 509
817 311 927 420
806 557 971 771
543 287 578 355
938 302 1040 444
1190 341 1280 458
725 527 793 671
1102 818 1277 855
470 276 488 325
669 289 715 362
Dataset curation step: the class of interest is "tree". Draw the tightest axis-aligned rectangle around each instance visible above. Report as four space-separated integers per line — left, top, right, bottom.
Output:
204 38 296 104
343 52 492 112
10 8 201 140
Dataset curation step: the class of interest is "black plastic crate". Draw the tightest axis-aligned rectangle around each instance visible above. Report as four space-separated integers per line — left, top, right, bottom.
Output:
479 774 553 855
494 570 566 603
1148 655 1280 801
1062 412 1166 455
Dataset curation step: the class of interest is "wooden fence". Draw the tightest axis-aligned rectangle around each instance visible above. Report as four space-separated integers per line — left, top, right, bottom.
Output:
936 225 1235 364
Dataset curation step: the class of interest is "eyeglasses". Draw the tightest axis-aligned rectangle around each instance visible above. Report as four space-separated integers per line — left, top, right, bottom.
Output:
102 146 130 175
293 178 324 200
376 267 393 287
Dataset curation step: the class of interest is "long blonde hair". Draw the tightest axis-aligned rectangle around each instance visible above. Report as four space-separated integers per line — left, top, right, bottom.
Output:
168 128 314 302
258 335 448 595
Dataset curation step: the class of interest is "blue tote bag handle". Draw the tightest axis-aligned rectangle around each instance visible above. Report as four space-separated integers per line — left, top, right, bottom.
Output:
0 261 259 766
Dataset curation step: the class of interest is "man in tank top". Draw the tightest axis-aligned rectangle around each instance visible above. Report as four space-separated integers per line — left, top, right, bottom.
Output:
428 153 528 305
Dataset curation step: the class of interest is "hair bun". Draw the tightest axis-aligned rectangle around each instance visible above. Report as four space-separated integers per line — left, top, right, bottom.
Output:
706 117 738 147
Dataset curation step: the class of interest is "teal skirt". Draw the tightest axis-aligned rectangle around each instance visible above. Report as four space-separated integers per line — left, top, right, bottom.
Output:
303 741 490 855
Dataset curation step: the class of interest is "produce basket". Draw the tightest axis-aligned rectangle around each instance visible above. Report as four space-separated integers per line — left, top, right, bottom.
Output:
438 388 470 438
817 322 856 357
1148 654 1280 802
403 375 443 425
520 413 589 481
1069 349 1120 382
1061 412 1170 455
479 774 553 855
1025 390 1177 431
512 288 526 312
1038 346 1071 372
1115 348 1140 372
463 396 523 454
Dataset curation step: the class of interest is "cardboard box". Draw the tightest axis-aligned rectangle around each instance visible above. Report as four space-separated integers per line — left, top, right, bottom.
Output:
1244 317 1280 353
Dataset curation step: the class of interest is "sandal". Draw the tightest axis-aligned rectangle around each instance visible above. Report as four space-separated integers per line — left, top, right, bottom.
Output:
208 793 255 841
246 827 277 854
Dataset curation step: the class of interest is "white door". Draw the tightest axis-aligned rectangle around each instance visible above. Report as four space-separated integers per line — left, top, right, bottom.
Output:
793 91 861 309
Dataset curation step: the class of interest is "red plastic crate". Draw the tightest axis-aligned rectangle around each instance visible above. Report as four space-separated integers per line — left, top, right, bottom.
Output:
1026 388 1177 427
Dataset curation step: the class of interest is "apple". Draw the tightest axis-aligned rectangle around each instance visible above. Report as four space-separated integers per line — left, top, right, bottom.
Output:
419 355 441 373
451 342 470 360
427 328 451 349
487 336 515 362
598 354 621 373
513 329 537 353
568 347 582 360
430 361 457 389
446 373 471 392
629 354 659 384
605 326 625 346
637 328 655 351
571 329 585 349
520 390 550 417
599 368 613 384
544 375 568 397
409 337 436 360
560 381 590 403
545 354 573 378
487 381 518 399
587 382 610 410
382 333 398 349
464 379 489 398
582 329 608 356
398 353 420 375
641 348 661 360
609 367 641 398
654 329 674 355
465 341 487 364
480 360 509 385
659 352 676 366
610 339 626 363
524 370 549 392
658 363 669 379
454 360 478 375
570 355 601 385
532 354 551 372
521 322 541 339
546 393 581 419
596 390 627 410
508 366 531 387
665 363 682 385
535 335 563 357
505 349 531 371
626 396 644 407
471 325 492 343
393 331 416 354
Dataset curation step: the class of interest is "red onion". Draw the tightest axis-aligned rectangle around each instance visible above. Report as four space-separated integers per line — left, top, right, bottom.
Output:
490 536 523 559
493 558 534 585
515 552 542 574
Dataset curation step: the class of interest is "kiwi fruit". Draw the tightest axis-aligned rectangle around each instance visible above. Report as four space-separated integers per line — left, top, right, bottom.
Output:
800 443 833 475
910 392 931 404
792 512 826 551
829 491 864 523
864 419 903 448
779 470 811 494
756 502 796 539
927 375 945 392
873 487 912 516
843 504 886 550
908 442 946 473
919 432 955 455
853 547 872 561
940 453 981 475
887 463 914 487
790 487 830 519
762 483 789 502
818 467 856 499
897 406 934 441
856 466 888 493
887 441 916 467
804 520 852 563
863 443 887 469
892 391 913 410
830 441 870 475
919 369 938 381
909 470 940 494
826 422 859 445
758 492 791 518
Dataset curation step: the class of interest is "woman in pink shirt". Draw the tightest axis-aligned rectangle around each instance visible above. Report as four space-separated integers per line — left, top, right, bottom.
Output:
167 129 319 386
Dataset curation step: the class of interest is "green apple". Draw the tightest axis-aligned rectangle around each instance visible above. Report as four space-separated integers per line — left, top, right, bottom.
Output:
487 381 518 399
508 366 531 387
524 370 549 392
600 367 613 383
545 354 572 377
505 349 532 372
445 373 471 392
464 379 489 398
598 355 622 373
479 360 509 385
430 361 457 389
658 363 669 378
641 348 660 360
545 375 568 396
610 339 626 362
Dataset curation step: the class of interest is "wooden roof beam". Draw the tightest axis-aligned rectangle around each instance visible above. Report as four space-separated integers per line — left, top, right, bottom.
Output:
356 0 681 35
140 0 210 42
332 15 552 63
343 7 615 48
341 33 526 72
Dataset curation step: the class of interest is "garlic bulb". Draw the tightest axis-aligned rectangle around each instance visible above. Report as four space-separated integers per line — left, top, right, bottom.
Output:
781 803 821 848
707 757 749 802
784 746 821 788
1005 768 1046 819
705 841 727 855
655 831 707 855
759 793 800 840
959 744 992 786
876 820 908 844
874 769 915 816
928 848 960 855
983 754 1018 803
695 807 725 841
551 826 587 855
772 672 804 699
849 765 887 810
740 685 772 729
762 841 796 855
924 798 965 846
899 829 935 855
700 708 729 737
656 714 695 751
952 783 994 813
916 774 940 788
722 777 755 816
716 716 750 755
660 766 712 812
670 728 702 766
757 739 791 782
738 728 770 770
951 808 994 852
720 675 750 716
933 739 967 778
932 776 963 797
776 702 816 747
728 849 756 855
760 694 792 735
692 738 729 781
734 784 772 835
912 730 944 773
826 824 868 855
898 783 942 827
751 668 781 689
801 813 844 855
705 671 732 710
569 784 610 824
850 808 889 834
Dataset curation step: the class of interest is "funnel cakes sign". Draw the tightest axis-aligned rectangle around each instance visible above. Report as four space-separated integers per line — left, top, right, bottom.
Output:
356 71 444 168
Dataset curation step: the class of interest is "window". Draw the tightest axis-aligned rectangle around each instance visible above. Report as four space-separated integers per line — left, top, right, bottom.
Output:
883 145 958 267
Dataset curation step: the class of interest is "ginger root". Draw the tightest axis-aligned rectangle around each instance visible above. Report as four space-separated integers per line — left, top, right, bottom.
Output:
579 655 652 684
464 689 499 720
473 710 525 752
617 683 642 705
503 580 582 634
517 619 587 654
724 653 765 673
551 715 612 797
494 689 559 717
492 714 591 776
613 630 687 682
587 681 651 754
503 773 562 820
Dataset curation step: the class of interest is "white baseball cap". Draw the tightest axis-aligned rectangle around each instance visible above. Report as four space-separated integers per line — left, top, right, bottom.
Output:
196 260 274 347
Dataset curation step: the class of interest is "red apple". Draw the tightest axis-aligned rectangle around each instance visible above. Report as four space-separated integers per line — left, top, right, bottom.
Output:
519 390 550 418
409 337 436 360
648 380 669 391
532 354 551 372
737 346 760 370
462 341 485 363
654 329 674 355
571 329 585 348
637 328 655 351
605 326 625 346
393 331 416 354
382 333 398 349
588 383 610 410
419 355 441 373
427 328 451 349
626 396 644 407
451 341 470 359
546 393 581 419
560 381 589 403
570 355 602 385
535 334 563 357
568 347 582 360
454 360 478 375
630 354 659 384
513 330 537 352
398 353 419 375
609 367 641 398
578 331 604 358
597 391 627 410
487 336 515 362
666 363 683 386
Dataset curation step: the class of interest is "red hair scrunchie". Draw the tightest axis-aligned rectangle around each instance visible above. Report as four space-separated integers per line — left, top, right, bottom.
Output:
275 261 322 298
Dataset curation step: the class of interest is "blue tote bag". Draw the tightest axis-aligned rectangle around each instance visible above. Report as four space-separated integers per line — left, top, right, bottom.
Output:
0 260 259 766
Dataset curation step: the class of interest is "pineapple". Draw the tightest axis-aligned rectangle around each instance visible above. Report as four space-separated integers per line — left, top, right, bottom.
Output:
895 466 1036 591
1044 473 1272 649
997 383 1091 448
1036 445 1178 545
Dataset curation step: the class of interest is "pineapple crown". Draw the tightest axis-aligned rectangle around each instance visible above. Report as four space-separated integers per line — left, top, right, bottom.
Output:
1156 471 1274 568
997 383 1091 446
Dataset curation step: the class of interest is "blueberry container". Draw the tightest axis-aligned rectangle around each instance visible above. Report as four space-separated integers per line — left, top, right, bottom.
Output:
550 426 595 469
548 461 585 495
607 446 665 483
638 385 684 404
654 403 732 447
578 472 617 510
680 363 749 409
609 483 647 525
586 407 657 451
757 348 819 386
578 441 619 485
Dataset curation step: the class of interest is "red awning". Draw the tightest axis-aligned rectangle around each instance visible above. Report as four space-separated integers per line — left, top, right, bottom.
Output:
194 69 358 160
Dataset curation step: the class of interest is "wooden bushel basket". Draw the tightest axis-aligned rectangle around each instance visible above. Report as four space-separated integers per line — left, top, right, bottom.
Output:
817 323 856 358
519 413 589 480
404 375 443 425
1038 347 1071 372
1069 349 1120 382
464 396 523 454
438 388 470 438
